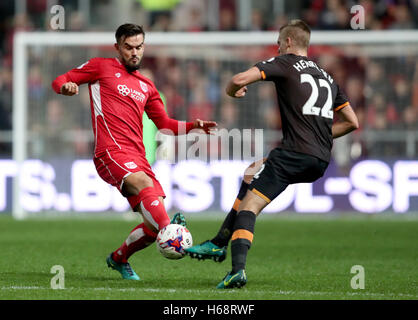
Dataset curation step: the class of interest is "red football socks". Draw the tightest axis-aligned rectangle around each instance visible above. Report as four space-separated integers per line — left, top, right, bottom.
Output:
112 187 171 263
112 223 157 264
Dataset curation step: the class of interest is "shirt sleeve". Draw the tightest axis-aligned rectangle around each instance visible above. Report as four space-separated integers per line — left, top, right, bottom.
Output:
333 84 350 111
145 84 194 135
51 58 101 94
254 56 287 81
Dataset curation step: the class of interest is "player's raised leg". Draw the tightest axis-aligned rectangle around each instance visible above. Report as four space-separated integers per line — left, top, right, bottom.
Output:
107 171 172 280
185 159 266 262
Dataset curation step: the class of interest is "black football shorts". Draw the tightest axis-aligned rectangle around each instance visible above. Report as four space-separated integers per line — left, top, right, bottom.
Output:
248 148 329 203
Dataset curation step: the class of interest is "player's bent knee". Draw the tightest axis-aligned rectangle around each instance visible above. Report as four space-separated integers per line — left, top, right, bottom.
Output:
238 189 269 216
122 171 154 196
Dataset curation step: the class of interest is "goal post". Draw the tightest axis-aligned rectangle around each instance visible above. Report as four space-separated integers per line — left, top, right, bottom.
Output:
12 30 418 219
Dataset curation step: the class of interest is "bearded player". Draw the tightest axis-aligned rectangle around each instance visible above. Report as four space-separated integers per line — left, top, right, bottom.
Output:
185 19 359 289
52 24 217 280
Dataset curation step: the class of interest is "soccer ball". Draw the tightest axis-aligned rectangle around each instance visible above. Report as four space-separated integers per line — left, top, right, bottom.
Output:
156 224 193 259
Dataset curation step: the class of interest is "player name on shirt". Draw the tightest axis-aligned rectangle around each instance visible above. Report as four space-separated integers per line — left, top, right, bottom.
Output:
292 59 334 84
255 53 350 163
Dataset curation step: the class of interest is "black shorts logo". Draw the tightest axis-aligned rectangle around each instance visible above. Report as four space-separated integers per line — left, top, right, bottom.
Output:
253 164 265 180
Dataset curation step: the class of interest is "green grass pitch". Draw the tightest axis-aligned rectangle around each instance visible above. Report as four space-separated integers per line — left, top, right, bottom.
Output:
0 214 417 300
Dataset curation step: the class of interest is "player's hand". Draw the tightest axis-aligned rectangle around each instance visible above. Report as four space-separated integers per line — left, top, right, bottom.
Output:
234 86 247 98
60 82 79 96
193 119 218 135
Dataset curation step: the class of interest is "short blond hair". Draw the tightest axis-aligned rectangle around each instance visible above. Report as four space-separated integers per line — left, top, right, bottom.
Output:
279 19 311 49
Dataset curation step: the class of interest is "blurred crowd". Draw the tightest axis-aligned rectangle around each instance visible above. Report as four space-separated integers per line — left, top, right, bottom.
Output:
0 0 417 161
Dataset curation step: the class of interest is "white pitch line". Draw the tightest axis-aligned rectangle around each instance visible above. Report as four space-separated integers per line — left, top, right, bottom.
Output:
1 286 417 298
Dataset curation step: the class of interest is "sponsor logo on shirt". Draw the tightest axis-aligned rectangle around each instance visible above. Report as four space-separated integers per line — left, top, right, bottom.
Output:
124 161 138 169
117 84 145 102
118 84 130 96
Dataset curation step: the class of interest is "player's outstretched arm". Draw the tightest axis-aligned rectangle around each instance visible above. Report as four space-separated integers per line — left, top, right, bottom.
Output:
226 66 262 98
332 104 359 139
146 85 217 135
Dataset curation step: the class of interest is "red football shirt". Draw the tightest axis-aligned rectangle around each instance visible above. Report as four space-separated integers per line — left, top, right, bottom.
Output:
52 57 194 159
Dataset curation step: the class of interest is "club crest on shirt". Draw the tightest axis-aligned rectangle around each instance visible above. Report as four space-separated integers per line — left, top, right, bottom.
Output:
139 80 148 93
124 161 138 169
115 73 121 78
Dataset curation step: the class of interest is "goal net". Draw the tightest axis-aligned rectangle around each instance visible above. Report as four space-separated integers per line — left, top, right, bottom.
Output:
11 30 418 219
